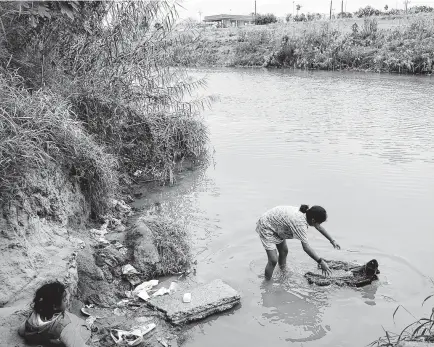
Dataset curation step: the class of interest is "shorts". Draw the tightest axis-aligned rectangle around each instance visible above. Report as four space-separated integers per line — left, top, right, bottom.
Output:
256 221 283 251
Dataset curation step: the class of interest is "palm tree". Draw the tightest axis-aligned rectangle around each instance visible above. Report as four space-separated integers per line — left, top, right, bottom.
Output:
384 4 389 10
296 4 301 15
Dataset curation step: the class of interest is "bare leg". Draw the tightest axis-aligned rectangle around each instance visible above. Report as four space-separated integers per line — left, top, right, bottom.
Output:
276 240 289 269
265 249 278 280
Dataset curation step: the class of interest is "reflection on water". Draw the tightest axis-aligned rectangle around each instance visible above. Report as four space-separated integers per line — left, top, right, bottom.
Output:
260 272 330 343
136 69 434 347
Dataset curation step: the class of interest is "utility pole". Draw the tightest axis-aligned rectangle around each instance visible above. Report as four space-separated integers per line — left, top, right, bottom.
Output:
330 0 333 19
254 0 257 24
198 10 202 22
293 1 295 16
341 0 343 13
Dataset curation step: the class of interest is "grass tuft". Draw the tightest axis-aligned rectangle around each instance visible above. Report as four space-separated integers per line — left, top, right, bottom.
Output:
369 294 434 346
0 71 118 215
144 216 191 277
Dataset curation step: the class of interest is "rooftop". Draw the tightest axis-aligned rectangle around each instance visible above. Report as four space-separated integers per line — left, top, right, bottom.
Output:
203 14 254 22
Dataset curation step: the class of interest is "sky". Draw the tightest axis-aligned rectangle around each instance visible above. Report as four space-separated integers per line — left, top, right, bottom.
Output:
177 0 434 19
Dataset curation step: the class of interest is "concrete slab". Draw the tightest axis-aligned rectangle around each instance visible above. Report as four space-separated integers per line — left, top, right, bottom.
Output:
397 342 433 347
146 279 241 325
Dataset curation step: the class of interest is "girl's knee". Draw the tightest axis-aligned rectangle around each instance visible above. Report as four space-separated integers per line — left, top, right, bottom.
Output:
268 256 278 267
279 248 288 257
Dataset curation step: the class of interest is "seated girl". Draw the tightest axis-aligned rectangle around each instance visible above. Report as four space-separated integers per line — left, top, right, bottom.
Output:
18 281 90 347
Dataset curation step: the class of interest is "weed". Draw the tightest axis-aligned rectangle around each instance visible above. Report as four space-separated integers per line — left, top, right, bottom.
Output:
369 294 434 346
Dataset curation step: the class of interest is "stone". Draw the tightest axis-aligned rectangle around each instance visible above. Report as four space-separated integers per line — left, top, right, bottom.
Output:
76 245 119 307
146 279 241 325
126 221 160 277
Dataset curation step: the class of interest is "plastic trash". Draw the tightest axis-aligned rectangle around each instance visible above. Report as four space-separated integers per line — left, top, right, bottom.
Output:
169 282 179 294
157 337 169 347
152 287 170 297
81 307 107 319
85 316 97 330
137 290 150 301
110 323 156 346
122 264 139 275
183 293 191 303
133 280 159 295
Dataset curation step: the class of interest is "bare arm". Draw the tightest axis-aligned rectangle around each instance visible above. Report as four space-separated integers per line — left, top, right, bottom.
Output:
301 242 321 262
314 224 340 249
302 242 332 276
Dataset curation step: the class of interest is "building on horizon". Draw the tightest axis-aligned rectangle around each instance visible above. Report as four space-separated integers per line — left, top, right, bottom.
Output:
203 14 254 28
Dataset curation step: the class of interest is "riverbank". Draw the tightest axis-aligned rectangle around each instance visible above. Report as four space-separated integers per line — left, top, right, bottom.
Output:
172 14 434 74
0 2 208 346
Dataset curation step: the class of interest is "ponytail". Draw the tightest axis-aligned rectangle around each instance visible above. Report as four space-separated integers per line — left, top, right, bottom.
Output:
299 204 309 213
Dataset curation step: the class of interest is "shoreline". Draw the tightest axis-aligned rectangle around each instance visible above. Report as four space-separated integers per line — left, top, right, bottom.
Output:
169 15 434 75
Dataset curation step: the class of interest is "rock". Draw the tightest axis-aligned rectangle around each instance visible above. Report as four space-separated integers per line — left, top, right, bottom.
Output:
146 279 241 325
126 221 160 278
76 245 119 307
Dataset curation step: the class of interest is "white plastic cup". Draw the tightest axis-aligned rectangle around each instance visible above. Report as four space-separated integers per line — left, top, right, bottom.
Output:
183 293 191 303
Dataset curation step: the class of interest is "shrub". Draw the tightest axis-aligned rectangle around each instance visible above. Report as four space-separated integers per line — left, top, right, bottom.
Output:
410 5 434 13
0 71 118 215
143 216 191 276
338 12 353 18
255 13 278 25
355 6 381 17
0 1 210 216
294 13 307 22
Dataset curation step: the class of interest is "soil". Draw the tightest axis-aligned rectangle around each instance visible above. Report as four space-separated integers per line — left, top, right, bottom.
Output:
0 163 188 347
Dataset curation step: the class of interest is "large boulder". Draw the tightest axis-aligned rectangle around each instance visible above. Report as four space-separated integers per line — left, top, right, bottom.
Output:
125 220 160 278
76 244 123 307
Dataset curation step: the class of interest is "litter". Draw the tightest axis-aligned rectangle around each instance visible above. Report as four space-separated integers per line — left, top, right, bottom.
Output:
110 323 156 346
183 293 191 303
122 264 140 275
127 276 142 287
133 280 159 295
81 307 108 319
157 337 169 347
137 290 150 301
85 316 97 331
117 299 130 307
169 282 179 294
152 287 170 297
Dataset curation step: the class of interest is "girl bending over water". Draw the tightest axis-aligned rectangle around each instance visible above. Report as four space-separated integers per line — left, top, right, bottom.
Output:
256 204 340 280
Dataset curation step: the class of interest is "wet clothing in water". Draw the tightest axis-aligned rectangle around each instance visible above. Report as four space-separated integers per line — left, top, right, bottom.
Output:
18 310 90 347
305 259 380 287
256 206 309 250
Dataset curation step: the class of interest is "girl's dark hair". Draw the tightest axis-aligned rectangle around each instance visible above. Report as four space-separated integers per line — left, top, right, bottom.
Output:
299 205 327 224
33 281 66 319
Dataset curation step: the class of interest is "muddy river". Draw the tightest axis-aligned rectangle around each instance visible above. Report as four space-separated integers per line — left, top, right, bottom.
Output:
134 69 434 347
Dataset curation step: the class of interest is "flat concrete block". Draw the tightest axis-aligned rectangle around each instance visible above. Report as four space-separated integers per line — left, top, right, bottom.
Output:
147 279 241 325
397 342 433 347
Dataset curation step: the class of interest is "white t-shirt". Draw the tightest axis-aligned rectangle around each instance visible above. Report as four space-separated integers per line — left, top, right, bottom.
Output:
257 206 309 244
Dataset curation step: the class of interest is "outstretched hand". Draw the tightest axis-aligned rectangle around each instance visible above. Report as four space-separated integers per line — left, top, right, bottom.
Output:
331 240 341 250
320 259 332 277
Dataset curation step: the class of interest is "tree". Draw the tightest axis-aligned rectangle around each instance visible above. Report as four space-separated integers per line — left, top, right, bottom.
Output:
296 4 301 15
403 0 411 13
286 13 293 22
384 4 389 10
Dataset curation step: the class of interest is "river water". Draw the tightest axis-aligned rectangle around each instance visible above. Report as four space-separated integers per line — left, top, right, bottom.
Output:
134 69 434 347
